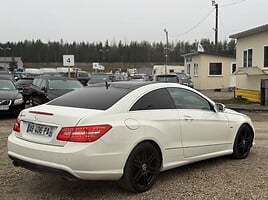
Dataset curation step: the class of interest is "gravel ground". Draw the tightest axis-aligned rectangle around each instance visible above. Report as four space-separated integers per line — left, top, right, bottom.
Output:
0 111 267 200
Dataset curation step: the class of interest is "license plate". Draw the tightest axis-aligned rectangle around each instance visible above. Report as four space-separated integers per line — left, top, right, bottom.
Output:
26 123 53 137
0 105 9 110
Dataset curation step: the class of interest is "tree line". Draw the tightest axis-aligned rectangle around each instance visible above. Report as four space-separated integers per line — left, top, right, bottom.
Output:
0 38 235 64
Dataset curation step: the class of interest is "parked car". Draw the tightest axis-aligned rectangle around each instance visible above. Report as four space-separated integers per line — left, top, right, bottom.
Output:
69 71 90 86
153 73 194 88
131 73 149 81
30 76 83 106
176 72 194 88
153 73 180 83
87 73 116 85
0 76 25 115
0 71 15 82
14 78 34 102
8 82 255 193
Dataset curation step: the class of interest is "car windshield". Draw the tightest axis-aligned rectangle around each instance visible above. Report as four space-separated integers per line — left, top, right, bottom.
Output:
90 74 112 81
48 79 83 90
156 75 178 83
177 73 188 79
0 80 16 90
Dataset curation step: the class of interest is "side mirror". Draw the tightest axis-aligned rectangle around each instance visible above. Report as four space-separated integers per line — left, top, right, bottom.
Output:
215 103 225 112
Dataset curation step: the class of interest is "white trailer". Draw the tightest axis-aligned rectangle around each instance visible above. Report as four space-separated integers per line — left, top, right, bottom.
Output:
152 65 185 75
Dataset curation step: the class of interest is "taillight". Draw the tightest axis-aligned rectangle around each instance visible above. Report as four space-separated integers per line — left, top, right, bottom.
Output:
57 124 112 142
23 86 30 90
13 118 21 133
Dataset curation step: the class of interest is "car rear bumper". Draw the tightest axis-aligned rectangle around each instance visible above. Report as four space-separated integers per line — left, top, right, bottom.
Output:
7 132 126 180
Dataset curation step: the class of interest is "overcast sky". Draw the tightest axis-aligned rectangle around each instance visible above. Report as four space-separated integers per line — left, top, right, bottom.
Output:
1 0 267 44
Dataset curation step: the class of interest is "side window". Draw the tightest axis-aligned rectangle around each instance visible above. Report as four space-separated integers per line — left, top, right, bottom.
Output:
130 88 175 111
33 79 42 87
167 88 212 111
40 80 46 89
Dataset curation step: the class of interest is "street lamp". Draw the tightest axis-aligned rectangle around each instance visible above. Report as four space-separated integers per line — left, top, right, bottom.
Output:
0 47 12 56
212 0 218 46
164 29 169 75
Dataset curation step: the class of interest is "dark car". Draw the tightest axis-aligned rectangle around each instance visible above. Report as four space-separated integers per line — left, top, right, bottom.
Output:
14 78 34 102
153 73 194 88
0 71 15 82
0 76 25 115
153 73 180 83
30 76 84 106
76 71 90 86
87 73 116 85
176 72 194 88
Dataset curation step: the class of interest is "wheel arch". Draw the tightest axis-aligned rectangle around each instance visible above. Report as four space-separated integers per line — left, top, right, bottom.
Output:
124 139 163 171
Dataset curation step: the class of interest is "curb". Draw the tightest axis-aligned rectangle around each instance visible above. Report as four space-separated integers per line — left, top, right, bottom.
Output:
226 104 268 112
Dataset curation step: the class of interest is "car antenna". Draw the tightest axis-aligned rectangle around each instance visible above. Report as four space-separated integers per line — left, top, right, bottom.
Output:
105 81 110 89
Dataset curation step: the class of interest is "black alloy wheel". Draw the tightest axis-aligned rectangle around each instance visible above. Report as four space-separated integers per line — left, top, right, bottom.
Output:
232 124 253 159
119 142 161 193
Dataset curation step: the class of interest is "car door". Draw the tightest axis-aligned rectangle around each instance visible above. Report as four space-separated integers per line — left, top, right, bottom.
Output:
129 88 185 163
167 88 229 158
32 78 46 105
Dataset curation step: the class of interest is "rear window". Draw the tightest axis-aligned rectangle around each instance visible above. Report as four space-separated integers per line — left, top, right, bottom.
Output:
48 85 130 110
156 75 178 83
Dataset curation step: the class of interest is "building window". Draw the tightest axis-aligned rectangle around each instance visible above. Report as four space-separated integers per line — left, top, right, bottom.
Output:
187 64 191 74
231 63 237 74
186 56 192 62
243 49 253 67
264 46 268 67
209 63 222 75
194 63 198 75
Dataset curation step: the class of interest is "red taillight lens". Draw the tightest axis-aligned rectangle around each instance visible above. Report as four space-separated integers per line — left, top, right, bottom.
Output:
23 86 30 90
13 118 21 132
57 124 112 142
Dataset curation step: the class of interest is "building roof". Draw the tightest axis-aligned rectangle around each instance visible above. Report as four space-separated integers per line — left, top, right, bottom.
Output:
229 24 268 39
234 66 268 76
181 51 235 58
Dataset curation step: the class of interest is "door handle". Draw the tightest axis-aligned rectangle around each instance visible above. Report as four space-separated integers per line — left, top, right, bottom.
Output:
184 116 194 121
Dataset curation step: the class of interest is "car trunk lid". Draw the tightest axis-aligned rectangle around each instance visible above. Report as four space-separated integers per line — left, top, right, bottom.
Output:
15 105 104 146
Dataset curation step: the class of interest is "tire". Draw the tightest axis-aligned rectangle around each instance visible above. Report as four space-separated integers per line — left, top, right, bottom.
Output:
232 124 253 159
118 142 161 193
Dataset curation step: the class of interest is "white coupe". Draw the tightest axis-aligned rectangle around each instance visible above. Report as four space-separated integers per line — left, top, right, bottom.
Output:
8 82 255 193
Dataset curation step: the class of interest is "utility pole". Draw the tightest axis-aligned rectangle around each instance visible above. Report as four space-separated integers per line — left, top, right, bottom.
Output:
164 29 168 75
212 0 218 47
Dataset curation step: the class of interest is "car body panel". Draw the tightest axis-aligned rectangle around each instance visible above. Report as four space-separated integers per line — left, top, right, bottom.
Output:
0 76 25 114
8 82 255 181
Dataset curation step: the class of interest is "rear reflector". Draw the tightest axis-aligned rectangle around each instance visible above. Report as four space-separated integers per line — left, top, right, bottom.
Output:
57 124 112 142
13 118 21 132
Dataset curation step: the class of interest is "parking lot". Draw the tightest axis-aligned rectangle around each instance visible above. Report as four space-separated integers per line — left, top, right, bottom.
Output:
0 111 267 200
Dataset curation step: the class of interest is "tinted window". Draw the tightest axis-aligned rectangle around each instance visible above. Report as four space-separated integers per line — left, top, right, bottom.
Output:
167 88 212 110
33 78 43 87
156 75 178 83
0 80 16 90
48 79 83 89
40 80 46 89
48 85 130 110
130 88 175 111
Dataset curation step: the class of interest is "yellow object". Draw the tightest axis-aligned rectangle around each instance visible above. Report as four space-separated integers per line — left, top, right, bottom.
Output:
235 88 260 103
